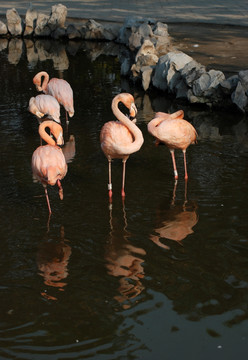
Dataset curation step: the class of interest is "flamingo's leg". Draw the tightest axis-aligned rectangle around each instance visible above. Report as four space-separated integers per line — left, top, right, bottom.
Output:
170 149 178 180
121 159 127 198
183 150 188 180
44 187 52 214
108 158 112 199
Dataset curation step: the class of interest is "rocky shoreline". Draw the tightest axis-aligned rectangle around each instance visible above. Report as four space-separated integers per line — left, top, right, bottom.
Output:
1 3 248 113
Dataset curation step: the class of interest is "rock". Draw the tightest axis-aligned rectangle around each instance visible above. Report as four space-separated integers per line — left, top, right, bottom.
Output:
52 27 66 39
66 24 82 39
220 75 239 94
117 16 151 46
48 4 67 32
0 20 8 35
192 69 225 97
153 22 169 37
175 79 189 99
128 32 142 51
152 55 168 91
239 70 248 94
102 23 120 41
231 81 248 112
6 8 23 36
24 5 38 36
135 39 157 61
138 23 153 38
152 51 193 92
154 35 173 56
80 19 104 40
131 53 158 78
180 60 206 87
34 13 51 37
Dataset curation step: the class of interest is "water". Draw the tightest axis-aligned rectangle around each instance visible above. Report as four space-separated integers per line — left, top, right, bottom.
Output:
0 36 248 360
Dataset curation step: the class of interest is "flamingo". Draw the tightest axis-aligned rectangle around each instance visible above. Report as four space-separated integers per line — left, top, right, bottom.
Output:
28 94 61 123
147 110 197 180
32 120 67 214
100 93 144 199
33 71 74 124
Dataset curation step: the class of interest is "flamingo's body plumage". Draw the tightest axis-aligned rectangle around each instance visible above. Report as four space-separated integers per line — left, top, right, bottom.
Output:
148 110 197 179
28 94 61 123
32 121 67 213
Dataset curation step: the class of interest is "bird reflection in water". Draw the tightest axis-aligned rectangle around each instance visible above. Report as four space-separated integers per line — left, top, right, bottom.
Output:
150 181 198 250
105 202 146 309
37 226 71 301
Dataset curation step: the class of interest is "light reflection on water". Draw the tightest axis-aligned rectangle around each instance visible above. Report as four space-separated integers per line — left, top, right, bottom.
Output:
0 37 248 359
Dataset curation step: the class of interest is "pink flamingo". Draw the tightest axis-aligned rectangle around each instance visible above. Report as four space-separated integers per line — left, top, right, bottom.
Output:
32 121 67 214
147 110 197 180
33 71 74 124
100 93 144 199
28 94 61 123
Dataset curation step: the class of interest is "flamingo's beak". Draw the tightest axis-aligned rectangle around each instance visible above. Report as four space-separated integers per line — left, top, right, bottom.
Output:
129 103 137 118
57 131 64 146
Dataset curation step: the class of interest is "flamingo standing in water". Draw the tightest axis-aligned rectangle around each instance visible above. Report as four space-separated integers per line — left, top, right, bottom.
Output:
147 110 197 180
100 93 144 199
28 94 61 123
32 121 67 214
33 71 74 124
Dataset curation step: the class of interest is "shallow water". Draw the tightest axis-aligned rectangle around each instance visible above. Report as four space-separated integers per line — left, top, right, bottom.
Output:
0 37 248 360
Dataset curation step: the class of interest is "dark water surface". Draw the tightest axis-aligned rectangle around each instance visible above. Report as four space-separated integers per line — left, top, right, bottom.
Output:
0 37 248 360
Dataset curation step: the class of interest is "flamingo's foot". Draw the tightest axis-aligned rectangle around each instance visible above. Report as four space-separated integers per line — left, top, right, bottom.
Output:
121 189 125 198
57 180 64 200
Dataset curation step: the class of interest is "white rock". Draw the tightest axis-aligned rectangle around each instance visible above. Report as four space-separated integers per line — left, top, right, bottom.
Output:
24 5 38 36
48 4 67 31
35 13 51 36
6 8 23 36
0 20 8 35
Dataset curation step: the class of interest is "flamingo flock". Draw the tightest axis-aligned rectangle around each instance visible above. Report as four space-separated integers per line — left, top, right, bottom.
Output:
30 71 75 214
30 70 197 213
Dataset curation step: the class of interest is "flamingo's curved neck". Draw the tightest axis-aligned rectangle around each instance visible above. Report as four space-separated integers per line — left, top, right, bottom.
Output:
39 72 49 92
112 97 144 154
38 121 62 146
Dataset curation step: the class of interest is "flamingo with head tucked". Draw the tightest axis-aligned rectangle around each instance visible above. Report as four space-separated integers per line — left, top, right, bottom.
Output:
100 93 144 199
33 71 74 124
28 94 61 123
147 110 197 180
32 121 67 214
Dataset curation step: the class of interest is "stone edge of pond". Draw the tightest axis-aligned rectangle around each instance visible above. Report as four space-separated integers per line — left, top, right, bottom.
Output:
0 3 248 114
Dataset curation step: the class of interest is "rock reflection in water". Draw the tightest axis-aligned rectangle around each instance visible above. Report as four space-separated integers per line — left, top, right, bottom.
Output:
37 226 71 301
8 38 23 65
105 203 146 309
150 181 198 250
1 36 124 71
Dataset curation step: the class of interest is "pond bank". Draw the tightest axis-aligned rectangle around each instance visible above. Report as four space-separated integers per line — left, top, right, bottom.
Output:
1 2 248 114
